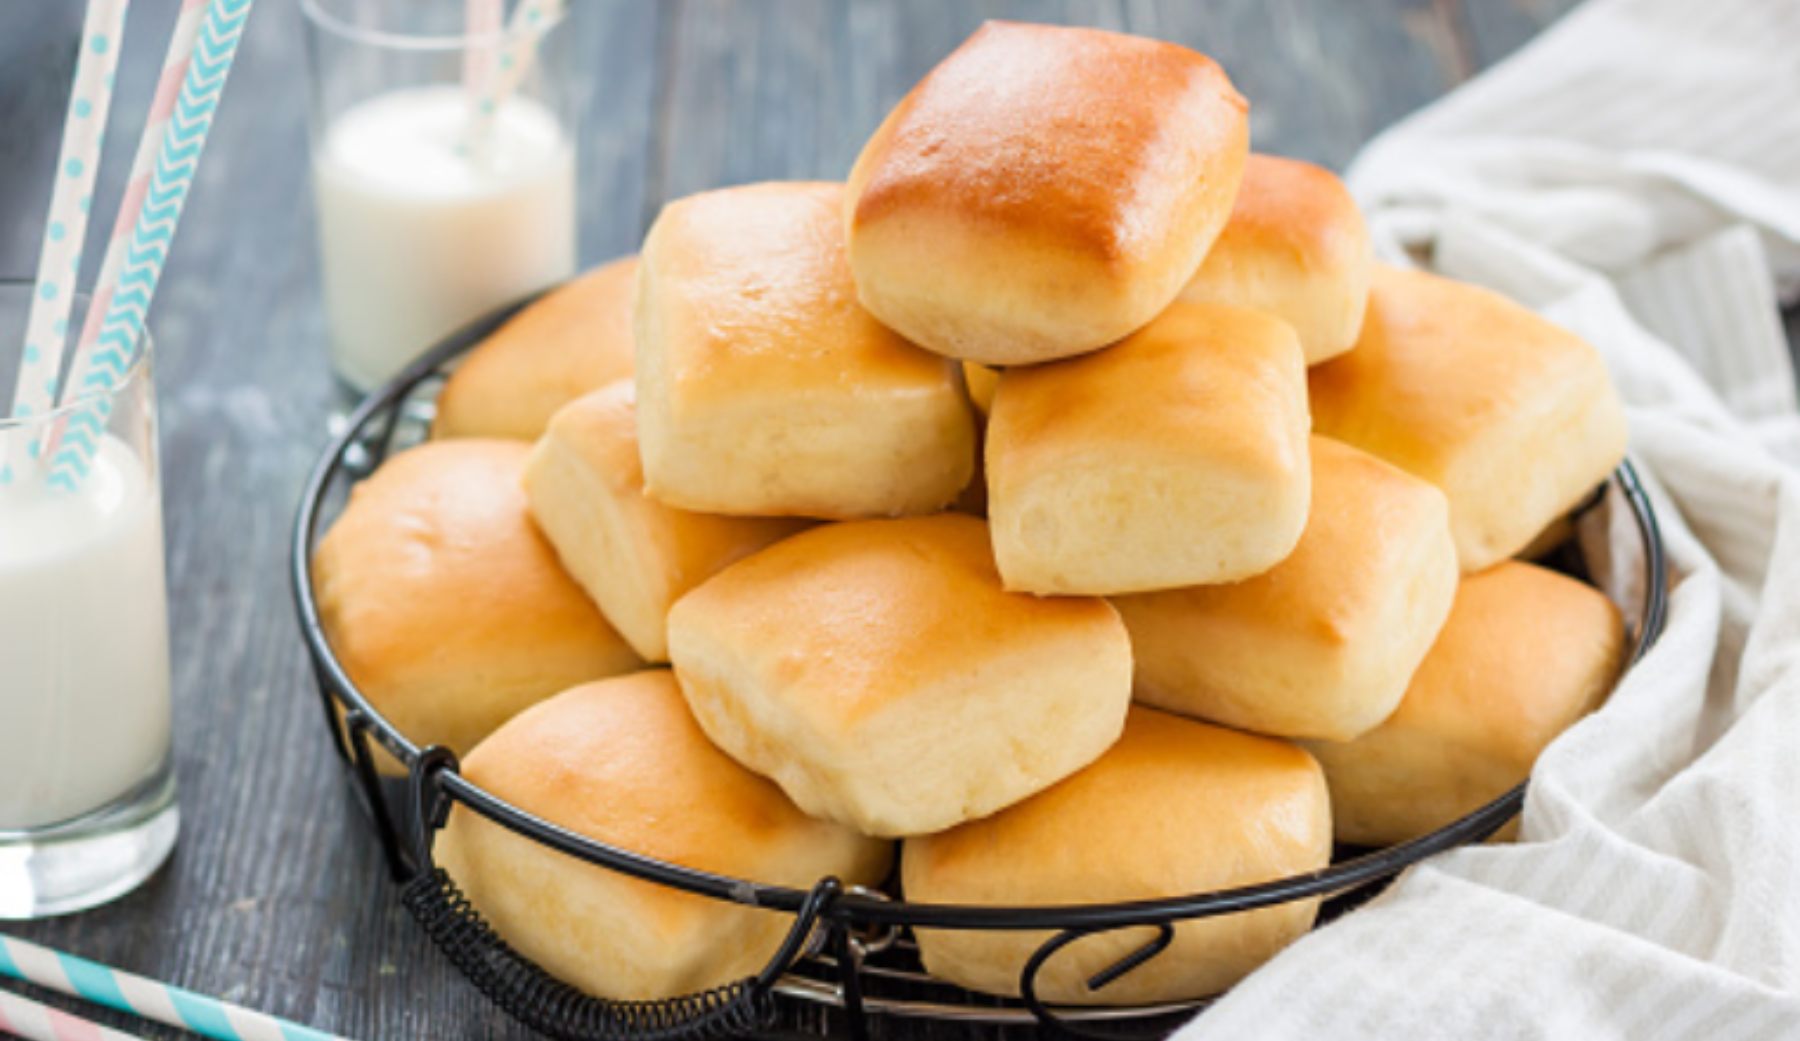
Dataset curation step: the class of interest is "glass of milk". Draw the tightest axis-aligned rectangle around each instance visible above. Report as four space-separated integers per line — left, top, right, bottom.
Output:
301 0 580 394
0 284 177 919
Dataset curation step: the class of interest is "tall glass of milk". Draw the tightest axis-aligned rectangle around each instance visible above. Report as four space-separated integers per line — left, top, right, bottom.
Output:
0 285 177 919
301 0 580 393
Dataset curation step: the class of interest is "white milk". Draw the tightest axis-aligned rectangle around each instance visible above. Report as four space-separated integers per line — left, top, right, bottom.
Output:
0 438 171 831
312 85 576 391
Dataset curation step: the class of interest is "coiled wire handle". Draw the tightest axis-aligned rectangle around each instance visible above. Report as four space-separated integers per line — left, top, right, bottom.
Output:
398 745 842 1041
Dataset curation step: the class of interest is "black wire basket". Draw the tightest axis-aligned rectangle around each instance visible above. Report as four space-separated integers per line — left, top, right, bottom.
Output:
290 297 1670 1041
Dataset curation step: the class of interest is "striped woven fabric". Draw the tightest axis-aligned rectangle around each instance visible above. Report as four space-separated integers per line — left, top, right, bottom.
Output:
1185 0 1800 1037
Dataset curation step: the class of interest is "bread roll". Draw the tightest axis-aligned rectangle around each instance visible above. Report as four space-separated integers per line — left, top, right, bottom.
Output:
635 181 975 518
987 301 1310 595
1179 154 1372 364
1310 266 1629 571
905 707 1330 1005
524 381 809 661
844 21 1249 365
436 671 890 1000
311 441 641 768
1115 437 1458 741
433 257 638 440
667 515 1132 838
1307 561 1625 846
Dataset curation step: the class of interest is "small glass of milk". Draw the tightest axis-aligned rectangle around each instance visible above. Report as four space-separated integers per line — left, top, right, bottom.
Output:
301 0 580 394
0 285 177 919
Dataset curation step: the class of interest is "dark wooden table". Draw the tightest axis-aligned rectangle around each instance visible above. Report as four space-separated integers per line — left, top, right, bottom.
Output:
0 2 1585 1038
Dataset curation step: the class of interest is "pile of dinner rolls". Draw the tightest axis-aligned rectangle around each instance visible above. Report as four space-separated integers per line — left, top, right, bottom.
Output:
312 21 1632 1008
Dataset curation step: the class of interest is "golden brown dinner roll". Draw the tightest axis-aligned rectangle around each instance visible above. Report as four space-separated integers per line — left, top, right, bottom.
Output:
635 181 975 518
311 441 641 768
667 515 1132 837
436 671 890 1000
1306 561 1625 846
844 21 1249 365
1179 154 1372 365
524 380 809 661
987 301 1310 595
1310 266 1629 571
1115 437 1458 741
905 707 1330 1005
433 256 638 440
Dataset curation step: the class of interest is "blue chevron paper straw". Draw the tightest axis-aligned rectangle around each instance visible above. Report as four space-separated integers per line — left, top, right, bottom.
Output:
0 934 349 1041
47 0 255 490
59 0 211 415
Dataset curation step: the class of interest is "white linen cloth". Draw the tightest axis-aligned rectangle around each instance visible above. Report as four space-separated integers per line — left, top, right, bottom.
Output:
1180 1 1800 1037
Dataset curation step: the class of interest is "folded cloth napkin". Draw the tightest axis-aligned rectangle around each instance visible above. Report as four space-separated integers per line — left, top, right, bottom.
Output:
1180 1 1800 1037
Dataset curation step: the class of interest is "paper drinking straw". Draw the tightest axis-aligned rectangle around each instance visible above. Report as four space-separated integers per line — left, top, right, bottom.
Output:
59 0 212 415
464 0 567 154
8 0 132 424
463 0 503 105
2 0 131 490
0 935 349 1041
0 986 149 1041
46 0 255 490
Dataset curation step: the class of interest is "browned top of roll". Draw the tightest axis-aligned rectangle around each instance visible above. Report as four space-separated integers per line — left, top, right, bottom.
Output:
641 181 951 399
1392 561 1625 768
433 256 639 440
311 440 639 743
1310 265 1610 464
906 706 1328 903
847 21 1247 264
669 514 1123 729
1212 155 1367 268
459 670 888 884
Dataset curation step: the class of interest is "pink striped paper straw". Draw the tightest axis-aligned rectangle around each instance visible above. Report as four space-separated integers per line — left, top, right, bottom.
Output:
463 0 503 105
0 986 149 1041
464 0 567 154
7 0 131 427
58 0 210 411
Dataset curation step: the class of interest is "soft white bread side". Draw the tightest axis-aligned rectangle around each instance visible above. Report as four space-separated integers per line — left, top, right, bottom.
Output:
436 671 891 1000
433 256 638 440
1309 265 1629 571
905 707 1330 1004
1178 154 1372 365
987 301 1310 595
845 21 1249 365
524 381 810 661
635 180 975 519
1306 561 1625 846
666 514 1133 838
311 440 641 769
1115 436 1459 741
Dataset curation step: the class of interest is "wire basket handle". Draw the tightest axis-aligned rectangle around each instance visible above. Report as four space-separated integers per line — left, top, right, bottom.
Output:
399 744 844 1041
